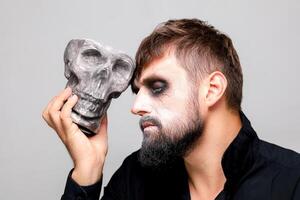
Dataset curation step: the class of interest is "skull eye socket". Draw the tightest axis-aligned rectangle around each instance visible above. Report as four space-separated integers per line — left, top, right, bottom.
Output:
81 49 102 65
112 59 130 75
109 91 121 99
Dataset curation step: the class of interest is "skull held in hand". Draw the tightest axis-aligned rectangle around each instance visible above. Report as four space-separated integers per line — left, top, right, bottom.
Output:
64 39 135 136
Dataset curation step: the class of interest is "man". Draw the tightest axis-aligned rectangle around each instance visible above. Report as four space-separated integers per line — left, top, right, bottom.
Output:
43 19 300 200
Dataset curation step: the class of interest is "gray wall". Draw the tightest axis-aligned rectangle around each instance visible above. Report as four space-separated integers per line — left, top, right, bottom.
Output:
0 0 299 199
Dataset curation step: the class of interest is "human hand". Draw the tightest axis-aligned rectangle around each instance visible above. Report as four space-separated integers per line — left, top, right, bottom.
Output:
42 87 108 185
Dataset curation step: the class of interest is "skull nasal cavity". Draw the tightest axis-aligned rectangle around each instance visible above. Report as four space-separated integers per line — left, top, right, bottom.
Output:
81 49 102 65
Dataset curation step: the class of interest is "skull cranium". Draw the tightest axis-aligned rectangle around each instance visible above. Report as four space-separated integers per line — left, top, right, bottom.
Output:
63 39 135 136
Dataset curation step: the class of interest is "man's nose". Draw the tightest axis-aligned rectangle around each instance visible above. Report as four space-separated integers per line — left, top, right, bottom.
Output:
131 92 151 116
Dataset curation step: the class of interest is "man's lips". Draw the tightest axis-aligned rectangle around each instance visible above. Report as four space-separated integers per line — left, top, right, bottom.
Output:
139 116 161 131
141 121 156 130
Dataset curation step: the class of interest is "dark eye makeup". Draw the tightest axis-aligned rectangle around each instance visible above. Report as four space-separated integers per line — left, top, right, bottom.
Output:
148 80 167 95
131 76 169 96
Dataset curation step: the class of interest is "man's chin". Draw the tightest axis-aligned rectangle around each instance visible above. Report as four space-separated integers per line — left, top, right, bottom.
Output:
138 140 180 171
142 126 159 140
138 127 203 171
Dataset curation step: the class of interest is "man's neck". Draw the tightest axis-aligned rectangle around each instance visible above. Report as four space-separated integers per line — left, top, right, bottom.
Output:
183 109 242 199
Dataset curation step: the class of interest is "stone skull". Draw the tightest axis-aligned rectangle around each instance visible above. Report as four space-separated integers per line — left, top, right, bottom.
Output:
63 39 135 136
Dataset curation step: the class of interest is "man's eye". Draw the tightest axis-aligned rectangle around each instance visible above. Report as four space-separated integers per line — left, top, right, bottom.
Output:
152 87 163 94
150 81 166 95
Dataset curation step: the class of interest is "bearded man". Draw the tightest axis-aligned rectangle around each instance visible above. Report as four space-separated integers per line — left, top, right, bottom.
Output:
43 18 300 200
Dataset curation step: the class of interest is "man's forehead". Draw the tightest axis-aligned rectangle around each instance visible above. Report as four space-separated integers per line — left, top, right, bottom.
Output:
134 54 180 87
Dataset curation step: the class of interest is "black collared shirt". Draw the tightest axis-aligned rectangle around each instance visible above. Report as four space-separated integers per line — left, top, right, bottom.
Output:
61 112 300 200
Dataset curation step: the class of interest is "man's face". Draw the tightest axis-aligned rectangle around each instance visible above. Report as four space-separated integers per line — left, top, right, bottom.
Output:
131 52 204 169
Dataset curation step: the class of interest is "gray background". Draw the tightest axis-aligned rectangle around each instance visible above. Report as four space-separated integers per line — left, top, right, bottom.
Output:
0 0 299 199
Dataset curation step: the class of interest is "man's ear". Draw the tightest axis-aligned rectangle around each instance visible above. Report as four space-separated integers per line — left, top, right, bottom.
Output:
204 71 227 108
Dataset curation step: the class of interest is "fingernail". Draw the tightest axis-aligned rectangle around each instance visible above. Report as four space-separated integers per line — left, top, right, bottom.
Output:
66 87 72 92
71 94 78 100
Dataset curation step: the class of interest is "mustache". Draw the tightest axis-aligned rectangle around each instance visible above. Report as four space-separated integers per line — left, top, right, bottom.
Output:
139 115 162 130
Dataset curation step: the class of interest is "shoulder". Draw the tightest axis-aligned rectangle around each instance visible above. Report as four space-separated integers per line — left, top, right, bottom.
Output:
257 140 300 197
258 139 300 169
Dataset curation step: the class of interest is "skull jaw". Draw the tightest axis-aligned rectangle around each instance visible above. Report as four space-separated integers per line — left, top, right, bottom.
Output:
70 100 111 136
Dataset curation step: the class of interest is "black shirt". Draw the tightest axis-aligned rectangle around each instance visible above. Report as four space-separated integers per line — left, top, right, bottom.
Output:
61 112 300 200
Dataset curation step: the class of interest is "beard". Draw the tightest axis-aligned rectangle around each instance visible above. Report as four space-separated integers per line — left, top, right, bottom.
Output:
138 94 204 170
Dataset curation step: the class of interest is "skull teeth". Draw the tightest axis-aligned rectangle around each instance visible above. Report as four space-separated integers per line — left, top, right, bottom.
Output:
89 104 97 112
73 99 101 118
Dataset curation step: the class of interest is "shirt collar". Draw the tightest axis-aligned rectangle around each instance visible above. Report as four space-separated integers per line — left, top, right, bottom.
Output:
221 111 259 192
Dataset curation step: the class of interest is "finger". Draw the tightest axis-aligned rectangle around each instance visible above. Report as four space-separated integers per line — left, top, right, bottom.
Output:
60 94 78 133
42 95 62 129
42 94 58 120
47 87 71 112
46 88 72 127
50 87 73 112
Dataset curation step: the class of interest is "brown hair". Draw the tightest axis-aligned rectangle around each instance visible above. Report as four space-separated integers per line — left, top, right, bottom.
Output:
132 18 243 111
